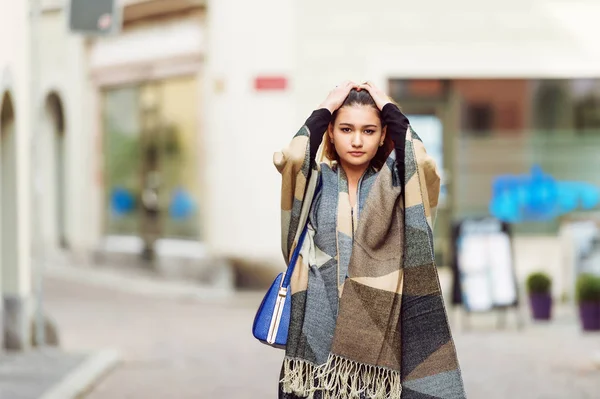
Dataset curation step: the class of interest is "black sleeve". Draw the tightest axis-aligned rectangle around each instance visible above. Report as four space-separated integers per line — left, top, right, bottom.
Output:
381 103 409 185
304 108 332 164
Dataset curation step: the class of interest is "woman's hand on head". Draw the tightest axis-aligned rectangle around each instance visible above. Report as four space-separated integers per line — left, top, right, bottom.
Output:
357 81 392 111
319 80 357 113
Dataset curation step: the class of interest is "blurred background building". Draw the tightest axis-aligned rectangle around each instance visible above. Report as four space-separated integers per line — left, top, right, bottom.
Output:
2 0 600 351
1 0 34 351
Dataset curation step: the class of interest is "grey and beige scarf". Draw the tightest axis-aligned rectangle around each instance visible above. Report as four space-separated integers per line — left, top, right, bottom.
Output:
274 122 466 399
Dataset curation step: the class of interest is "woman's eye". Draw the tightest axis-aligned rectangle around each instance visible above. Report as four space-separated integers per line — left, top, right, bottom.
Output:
341 128 351 133
364 130 375 135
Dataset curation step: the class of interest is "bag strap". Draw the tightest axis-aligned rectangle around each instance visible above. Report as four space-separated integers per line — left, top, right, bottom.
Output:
281 224 308 289
281 178 321 290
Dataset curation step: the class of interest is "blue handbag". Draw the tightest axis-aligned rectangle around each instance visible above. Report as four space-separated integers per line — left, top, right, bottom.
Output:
252 222 310 349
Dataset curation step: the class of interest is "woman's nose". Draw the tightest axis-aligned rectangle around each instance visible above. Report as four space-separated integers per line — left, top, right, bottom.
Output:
351 133 362 147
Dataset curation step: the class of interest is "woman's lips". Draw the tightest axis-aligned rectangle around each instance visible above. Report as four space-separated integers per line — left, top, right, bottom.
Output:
349 151 365 157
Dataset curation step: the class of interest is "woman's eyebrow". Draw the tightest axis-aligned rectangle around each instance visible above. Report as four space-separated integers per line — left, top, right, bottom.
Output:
338 123 378 128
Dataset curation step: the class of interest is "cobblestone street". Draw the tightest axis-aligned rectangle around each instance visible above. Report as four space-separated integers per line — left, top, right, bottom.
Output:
44 273 600 399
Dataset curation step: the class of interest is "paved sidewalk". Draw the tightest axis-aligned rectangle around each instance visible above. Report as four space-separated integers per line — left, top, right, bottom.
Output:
45 263 233 301
3 264 598 399
36 264 600 399
0 260 210 399
0 349 84 399
0 348 120 399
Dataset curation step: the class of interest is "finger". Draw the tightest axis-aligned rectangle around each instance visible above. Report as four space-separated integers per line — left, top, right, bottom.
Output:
343 82 356 94
366 81 378 91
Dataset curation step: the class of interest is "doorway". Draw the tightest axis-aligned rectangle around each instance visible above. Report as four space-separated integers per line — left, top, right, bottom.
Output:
44 93 68 249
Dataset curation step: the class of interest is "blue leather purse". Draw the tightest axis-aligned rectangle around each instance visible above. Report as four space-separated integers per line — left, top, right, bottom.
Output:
252 223 309 349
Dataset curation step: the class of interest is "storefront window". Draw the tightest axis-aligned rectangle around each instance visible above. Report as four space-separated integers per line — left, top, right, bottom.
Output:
390 78 600 237
104 86 141 235
103 75 201 240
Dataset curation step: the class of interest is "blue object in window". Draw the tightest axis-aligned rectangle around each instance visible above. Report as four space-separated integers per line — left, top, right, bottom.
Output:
110 187 135 217
169 188 196 220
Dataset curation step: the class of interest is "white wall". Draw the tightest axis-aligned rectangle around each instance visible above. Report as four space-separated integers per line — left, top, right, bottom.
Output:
204 0 297 263
0 0 33 296
38 9 93 263
294 0 600 111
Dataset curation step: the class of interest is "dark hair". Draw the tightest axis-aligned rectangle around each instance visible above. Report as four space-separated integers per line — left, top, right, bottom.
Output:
326 89 394 170
331 89 383 125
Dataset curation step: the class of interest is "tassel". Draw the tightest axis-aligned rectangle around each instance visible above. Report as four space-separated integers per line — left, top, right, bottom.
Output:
280 355 402 399
281 358 318 398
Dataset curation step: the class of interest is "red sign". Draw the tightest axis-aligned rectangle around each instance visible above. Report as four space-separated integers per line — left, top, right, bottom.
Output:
254 76 287 91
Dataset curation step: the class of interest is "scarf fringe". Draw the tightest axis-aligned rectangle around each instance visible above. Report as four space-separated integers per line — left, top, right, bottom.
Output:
280 354 402 399
281 358 319 398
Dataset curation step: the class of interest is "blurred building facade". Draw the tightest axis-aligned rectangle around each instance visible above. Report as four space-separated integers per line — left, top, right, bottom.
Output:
0 0 35 351
204 0 600 300
3 0 600 349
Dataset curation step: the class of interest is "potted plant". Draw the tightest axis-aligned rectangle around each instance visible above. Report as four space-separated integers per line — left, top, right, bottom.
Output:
526 272 552 320
576 273 600 331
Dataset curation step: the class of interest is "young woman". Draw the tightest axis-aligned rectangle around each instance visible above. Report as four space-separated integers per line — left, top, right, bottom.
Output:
274 81 466 399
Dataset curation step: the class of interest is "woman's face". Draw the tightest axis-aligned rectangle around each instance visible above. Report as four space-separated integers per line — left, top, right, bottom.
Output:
329 104 385 170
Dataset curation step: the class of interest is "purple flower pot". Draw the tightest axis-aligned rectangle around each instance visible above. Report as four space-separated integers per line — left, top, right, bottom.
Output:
579 302 600 331
529 293 552 320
